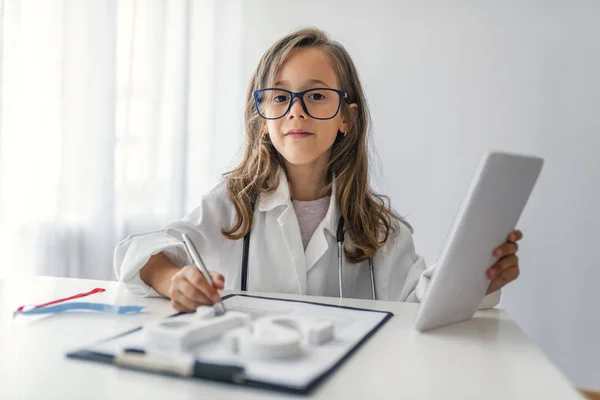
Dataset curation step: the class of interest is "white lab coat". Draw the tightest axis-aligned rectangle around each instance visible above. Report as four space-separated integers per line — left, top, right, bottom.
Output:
114 168 500 308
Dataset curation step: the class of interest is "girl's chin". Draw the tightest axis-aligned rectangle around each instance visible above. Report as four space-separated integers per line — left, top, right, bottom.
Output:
281 152 329 168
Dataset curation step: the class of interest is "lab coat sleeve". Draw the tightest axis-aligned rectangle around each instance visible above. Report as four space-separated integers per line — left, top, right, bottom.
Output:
113 230 189 297
391 222 501 309
113 181 232 297
388 221 429 302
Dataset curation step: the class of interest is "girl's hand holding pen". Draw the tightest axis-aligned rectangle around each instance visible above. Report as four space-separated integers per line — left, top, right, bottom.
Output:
169 266 225 312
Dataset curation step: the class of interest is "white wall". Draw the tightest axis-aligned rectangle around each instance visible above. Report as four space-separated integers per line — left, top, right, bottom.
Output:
205 0 600 391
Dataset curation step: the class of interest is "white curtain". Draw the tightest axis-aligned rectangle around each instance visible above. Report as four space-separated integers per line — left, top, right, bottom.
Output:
0 0 245 280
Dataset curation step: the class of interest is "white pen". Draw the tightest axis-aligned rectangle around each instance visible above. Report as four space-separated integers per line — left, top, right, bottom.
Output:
181 233 227 316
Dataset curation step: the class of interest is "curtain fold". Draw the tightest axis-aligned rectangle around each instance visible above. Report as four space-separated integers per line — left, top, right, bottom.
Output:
0 0 245 280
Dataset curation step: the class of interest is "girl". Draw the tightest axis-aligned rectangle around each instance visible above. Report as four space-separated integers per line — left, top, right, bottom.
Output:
114 28 522 312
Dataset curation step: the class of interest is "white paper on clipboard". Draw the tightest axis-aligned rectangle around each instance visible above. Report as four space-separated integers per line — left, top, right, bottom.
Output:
83 294 392 391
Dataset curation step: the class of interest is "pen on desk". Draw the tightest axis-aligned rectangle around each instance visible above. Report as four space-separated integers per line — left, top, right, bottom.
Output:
181 233 227 316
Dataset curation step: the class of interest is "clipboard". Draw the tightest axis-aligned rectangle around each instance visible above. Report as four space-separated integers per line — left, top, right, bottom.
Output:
66 294 393 395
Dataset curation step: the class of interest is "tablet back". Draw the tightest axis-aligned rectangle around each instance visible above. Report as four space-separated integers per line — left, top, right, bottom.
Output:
414 151 544 332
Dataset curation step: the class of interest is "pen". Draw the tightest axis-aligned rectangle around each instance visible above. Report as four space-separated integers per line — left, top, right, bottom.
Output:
116 349 245 383
181 233 227 316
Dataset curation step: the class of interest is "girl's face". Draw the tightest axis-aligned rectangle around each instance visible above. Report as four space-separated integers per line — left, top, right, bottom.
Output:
264 47 354 168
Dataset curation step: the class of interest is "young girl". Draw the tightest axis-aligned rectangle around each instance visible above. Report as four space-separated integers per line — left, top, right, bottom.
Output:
114 28 522 312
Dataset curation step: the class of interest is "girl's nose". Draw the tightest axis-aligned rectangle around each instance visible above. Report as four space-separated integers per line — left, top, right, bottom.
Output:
288 97 307 119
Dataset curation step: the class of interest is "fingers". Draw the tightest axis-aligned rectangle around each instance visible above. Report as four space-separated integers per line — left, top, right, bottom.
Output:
168 267 224 312
486 230 523 295
486 266 520 295
493 242 519 258
168 276 206 313
182 267 222 303
501 266 520 283
508 230 523 242
487 255 519 280
171 300 193 313
177 280 213 304
171 290 201 312
486 252 520 294
210 271 225 290
486 279 505 295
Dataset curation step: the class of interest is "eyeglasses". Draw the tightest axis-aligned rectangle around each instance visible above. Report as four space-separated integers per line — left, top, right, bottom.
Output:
253 88 348 120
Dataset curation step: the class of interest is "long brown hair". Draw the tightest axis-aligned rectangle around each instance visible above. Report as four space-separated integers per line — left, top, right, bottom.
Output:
222 27 409 263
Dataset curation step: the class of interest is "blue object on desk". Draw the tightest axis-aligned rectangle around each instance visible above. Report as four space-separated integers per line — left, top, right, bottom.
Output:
14 302 144 316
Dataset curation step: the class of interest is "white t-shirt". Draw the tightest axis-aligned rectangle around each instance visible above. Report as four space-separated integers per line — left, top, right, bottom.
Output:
292 196 331 250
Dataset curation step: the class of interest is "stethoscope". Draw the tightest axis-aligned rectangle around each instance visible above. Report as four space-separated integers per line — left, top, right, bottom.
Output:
241 216 377 300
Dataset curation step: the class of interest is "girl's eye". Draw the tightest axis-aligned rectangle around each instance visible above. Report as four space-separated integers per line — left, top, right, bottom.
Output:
274 95 289 103
308 92 326 101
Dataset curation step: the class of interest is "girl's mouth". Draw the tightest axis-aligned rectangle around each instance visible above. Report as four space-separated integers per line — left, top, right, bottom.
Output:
285 129 313 139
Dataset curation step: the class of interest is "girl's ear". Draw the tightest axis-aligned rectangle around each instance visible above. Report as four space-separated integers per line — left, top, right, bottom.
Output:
340 103 359 134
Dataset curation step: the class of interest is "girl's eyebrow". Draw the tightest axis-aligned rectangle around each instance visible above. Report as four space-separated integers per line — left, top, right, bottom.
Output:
273 79 331 88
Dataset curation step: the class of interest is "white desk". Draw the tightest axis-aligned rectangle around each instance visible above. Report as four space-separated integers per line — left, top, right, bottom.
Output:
0 276 582 399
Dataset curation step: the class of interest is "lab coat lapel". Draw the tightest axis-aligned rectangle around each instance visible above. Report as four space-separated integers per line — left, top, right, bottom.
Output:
257 168 307 294
277 205 307 294
305 180 340 272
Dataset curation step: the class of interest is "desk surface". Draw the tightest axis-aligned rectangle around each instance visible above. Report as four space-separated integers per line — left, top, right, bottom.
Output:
0 276 582 399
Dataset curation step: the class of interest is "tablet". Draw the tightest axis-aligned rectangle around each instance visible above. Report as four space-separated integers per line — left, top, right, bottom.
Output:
413 151 544 332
